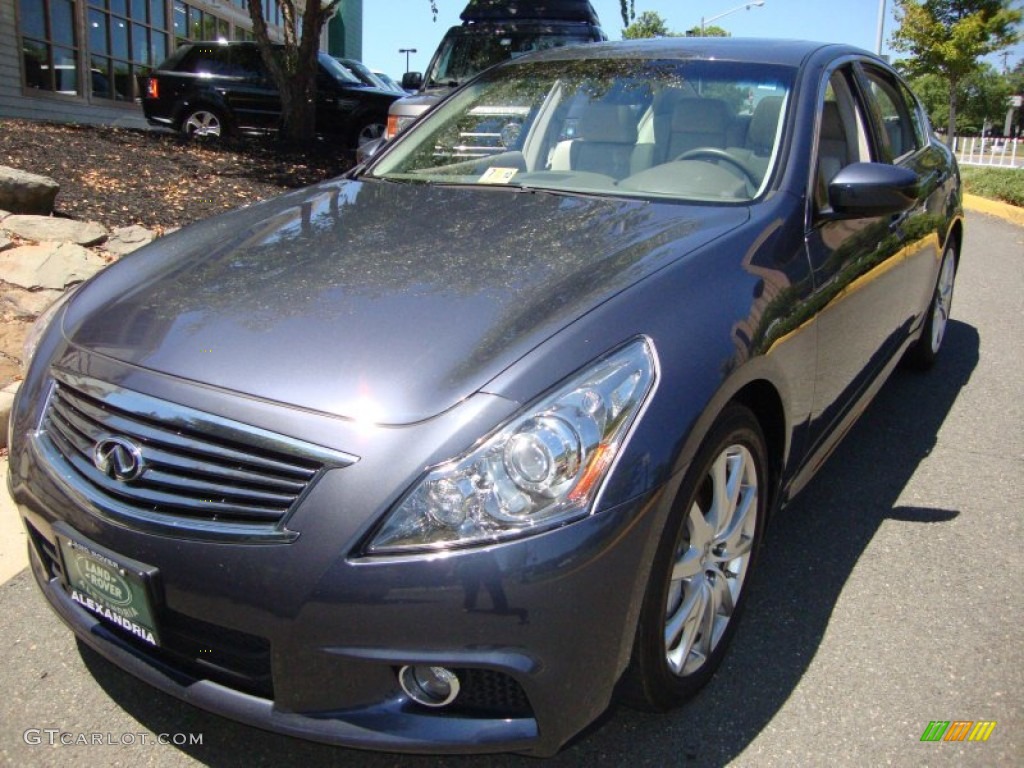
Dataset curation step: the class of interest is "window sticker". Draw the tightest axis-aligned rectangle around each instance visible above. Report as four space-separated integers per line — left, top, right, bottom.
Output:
479 167 518 184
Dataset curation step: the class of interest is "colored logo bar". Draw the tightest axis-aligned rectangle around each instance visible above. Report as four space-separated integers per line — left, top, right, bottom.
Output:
920 721 996 742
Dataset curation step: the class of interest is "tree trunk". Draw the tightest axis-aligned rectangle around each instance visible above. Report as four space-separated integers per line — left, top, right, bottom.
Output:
247 1 340 145
946 79 958 149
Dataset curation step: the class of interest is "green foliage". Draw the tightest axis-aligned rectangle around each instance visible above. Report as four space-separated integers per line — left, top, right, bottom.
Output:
960 166 1024 207
684 25 731 38
623 10 677 39
911 64 1013 133
891 0 1022 141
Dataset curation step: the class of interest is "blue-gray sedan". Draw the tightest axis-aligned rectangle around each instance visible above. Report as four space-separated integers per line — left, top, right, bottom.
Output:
9 38 963 756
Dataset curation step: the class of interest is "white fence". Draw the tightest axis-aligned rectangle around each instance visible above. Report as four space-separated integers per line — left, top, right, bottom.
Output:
952 135 1023 169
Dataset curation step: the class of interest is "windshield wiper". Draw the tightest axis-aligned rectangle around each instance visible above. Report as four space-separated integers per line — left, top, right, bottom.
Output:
511 184 647 204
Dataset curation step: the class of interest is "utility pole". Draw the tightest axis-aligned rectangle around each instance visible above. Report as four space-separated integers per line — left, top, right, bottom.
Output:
875 0 886 56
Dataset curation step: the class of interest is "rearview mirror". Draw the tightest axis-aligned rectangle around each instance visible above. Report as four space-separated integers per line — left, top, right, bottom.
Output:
827 162 919 219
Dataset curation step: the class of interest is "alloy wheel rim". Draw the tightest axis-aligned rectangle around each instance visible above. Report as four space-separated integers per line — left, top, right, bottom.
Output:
358 123 385 146
185 111 221 137
664 443 758 677
930 251 955 353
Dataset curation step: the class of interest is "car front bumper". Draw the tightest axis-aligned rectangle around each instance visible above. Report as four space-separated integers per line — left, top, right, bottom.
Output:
12 426 665 757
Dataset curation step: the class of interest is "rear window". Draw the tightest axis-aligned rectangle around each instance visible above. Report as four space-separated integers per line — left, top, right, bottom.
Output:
427 29 597 87
177 45 264 78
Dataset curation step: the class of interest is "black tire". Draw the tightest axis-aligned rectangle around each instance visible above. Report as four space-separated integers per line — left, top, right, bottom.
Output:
180 106 228 140
351 117 386 151
904 243 957 371
621 403 768 711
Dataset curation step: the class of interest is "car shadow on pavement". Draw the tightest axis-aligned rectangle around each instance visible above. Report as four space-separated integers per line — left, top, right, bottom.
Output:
77 319 980 768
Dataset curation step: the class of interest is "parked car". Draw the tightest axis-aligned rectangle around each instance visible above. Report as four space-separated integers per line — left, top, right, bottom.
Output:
372 69 408 94
334 56 404 95
10 38 962 756
138 41 400 148
385 0 606 139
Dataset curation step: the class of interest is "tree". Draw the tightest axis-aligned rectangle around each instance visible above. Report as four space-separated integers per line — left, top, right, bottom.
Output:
684 25 731 38
246 0 343 144
911 64 1013 133
890 0 1022 145
623 10 678 39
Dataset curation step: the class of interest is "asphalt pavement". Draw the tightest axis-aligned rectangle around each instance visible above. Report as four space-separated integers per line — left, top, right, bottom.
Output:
0 209 1020 767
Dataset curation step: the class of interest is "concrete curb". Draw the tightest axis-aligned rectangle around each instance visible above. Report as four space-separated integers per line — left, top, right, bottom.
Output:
963 194 1024 228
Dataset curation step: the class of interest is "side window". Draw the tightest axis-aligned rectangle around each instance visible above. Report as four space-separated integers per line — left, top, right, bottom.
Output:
899 81 929 148
229 46 265 80
181 46 231 76
815 69 869 209
859 65 922 161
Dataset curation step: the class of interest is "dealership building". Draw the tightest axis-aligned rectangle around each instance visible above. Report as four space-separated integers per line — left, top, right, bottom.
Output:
0 0 363 128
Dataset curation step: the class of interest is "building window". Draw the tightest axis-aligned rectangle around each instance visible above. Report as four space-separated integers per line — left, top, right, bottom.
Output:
20 0 80 95
86 0 171 101
172 2 235 48
17 0 293 105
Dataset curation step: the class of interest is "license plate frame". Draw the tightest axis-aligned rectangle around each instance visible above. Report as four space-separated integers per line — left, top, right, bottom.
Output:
55 524 161 647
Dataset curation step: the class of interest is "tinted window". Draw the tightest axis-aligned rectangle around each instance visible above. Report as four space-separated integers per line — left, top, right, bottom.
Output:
181 45 260 77
859 65 922 160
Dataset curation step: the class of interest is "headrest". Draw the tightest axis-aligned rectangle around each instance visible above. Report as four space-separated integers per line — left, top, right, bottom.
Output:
579 104 637 143
821 101 845 141
747 96 783 150
670 97 732 134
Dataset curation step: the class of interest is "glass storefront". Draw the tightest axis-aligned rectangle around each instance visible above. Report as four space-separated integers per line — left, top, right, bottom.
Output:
17 0 285 104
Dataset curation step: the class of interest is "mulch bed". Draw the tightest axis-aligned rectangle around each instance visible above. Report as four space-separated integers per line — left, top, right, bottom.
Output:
0 119 354 232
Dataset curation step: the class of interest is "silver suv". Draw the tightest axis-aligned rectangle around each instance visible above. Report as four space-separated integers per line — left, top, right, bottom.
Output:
385 0 605 139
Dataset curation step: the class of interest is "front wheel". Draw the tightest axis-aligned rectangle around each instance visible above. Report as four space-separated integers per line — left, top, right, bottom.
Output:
904 243 957 370
352 118 385 150
621 404 767 711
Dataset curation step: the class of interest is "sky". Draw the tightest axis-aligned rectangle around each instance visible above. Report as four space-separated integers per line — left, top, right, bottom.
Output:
361 0 1023 82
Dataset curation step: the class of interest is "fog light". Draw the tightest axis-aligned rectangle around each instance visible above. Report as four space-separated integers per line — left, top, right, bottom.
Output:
398 665 460 708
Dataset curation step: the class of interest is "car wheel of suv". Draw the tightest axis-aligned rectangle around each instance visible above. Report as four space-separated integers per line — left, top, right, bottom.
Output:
621 404 767 711
182 107 227 139
904 243 957 370
353 119 385 149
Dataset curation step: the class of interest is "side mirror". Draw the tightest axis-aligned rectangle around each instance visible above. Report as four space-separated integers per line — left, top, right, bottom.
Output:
401 71 423 91
827 162 919 219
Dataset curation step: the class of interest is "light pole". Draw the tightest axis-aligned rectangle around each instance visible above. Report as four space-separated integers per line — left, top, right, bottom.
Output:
399 48 417 73
700 0 765 36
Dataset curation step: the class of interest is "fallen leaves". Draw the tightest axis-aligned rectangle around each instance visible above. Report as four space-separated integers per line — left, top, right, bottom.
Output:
0 120 353 231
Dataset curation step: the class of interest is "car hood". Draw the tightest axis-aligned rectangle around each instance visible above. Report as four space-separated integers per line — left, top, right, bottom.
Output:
63 179 747 424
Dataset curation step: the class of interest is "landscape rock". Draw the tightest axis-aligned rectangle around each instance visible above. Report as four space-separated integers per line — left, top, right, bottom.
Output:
1 214 108 247
0 242 107 290
105 224 155 255
0 234 10 251
0 166 60 215
0 285 63 319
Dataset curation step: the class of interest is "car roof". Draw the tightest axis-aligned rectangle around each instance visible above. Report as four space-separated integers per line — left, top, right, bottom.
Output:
516 37 876 68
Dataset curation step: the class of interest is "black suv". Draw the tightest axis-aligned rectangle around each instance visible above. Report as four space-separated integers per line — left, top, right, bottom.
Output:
139 42 400 148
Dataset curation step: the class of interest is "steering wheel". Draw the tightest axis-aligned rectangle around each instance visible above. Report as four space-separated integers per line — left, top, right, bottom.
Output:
674 148 758 186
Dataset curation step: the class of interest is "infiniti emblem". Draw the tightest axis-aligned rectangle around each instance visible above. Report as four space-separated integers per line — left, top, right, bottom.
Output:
93 436 145 482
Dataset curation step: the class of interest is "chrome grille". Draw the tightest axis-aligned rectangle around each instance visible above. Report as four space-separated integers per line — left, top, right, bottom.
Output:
38 371 357 540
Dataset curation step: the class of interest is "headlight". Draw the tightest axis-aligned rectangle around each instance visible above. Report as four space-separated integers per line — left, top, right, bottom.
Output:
367 338 657 554
21 286 77 373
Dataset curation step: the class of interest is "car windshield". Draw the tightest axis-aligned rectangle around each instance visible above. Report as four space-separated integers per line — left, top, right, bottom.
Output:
318 53 362 84
369 57 794 203
426 31 595 88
